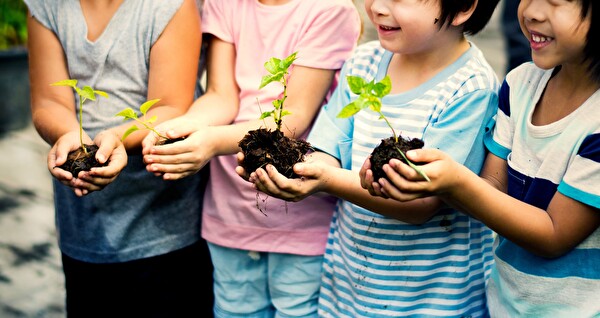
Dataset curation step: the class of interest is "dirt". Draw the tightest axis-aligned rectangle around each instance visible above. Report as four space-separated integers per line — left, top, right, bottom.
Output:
370 135 424 181
57 144 107 178
238 128 312 179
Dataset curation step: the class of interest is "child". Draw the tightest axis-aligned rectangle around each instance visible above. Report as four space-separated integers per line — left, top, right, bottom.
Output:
238 0 501 316
362 0 600 316
141 0 361 316
25 0 213 316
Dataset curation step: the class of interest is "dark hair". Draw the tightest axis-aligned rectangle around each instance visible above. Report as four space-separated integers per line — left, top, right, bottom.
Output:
580 0 600 83
438 0 500 36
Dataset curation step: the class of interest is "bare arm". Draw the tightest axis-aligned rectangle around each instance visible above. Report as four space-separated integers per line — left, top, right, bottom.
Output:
382 150 600 257
143 46 338 180
110 0 202 151
246 151 443 224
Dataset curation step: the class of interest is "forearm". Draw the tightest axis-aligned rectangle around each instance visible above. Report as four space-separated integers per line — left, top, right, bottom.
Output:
443 164 558 255
314 152 442 224
32 104 81 146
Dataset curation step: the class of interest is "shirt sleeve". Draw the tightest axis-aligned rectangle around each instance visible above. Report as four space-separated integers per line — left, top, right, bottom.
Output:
201 0 233 43
423 88 499 171
485 79 513 160
294 2 361 70
307 61 355 168
559 132 600 210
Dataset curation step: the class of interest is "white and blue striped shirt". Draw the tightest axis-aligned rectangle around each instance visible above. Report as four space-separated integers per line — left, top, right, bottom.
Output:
308 41 499 317
485 63 600 317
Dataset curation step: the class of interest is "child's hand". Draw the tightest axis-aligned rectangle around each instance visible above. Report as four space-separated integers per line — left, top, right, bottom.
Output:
242 155 330 202
359 156 389 199
47 130 93 195
376 149 460 201
142 117 214 180
72 131 128 196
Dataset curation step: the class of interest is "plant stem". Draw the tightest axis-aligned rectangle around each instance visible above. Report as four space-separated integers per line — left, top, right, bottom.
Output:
79 98 87 154
277 73 289 131
378 112 398 142
395 147 430 182
137 118 168 140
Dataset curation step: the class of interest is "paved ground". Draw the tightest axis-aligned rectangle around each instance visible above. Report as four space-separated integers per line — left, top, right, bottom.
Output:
0 3 507 317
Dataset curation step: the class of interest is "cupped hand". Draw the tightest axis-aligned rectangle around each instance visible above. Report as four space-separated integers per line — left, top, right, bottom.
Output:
376 148 459 201
358 156 388 199
246 156 329 202
143 118 214 180
48 130 94 196
71 130 128 196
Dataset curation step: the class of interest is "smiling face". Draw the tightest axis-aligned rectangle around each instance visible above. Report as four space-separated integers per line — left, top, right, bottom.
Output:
364 0 445 54
519 0 590 70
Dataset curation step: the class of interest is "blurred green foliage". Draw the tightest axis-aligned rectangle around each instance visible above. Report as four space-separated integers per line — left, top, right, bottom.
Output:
0 0 28 49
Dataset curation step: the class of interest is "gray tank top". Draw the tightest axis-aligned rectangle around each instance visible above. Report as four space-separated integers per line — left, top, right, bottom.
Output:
25 0 203 263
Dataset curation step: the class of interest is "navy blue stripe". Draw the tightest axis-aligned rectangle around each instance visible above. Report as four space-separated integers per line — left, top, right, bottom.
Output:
507 165 557 209
495 239 600 279
578 132 600 163
497 80 510 117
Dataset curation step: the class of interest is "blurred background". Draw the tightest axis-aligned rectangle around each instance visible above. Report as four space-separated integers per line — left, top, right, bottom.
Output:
0 0 508 317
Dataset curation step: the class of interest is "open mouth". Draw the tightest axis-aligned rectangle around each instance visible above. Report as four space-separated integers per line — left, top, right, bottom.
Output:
379 25 400 31
531 33 551 43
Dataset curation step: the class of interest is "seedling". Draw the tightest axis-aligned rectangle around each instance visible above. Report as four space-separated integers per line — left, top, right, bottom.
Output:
337 75 430 181
238 51 312 181
258 51 297 131
51 79 108 154
115 98 169 142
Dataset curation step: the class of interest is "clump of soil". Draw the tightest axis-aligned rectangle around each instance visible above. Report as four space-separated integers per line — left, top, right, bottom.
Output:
370 135 424 181
239 128 312 178
57 144 108 178
157 137 185 146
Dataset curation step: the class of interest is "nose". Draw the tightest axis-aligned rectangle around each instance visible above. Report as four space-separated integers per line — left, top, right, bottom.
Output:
369 0 389 17
520 0 545 24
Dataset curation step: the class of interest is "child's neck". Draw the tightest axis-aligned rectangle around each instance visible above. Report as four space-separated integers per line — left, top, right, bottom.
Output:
386 37 470 94
259 0 293 5
533 65 599 126
80 0 124 42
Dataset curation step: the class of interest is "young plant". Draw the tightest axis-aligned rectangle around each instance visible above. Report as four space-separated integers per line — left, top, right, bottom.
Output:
337 75 430 181
51 79 108 154
258 51 297 131
238 51 312 180
115 98 169 142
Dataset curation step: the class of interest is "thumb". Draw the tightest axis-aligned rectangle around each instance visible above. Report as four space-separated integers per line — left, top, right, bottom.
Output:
406 148 446 164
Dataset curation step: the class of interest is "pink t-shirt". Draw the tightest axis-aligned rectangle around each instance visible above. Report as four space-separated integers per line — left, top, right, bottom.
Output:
201 0 361 255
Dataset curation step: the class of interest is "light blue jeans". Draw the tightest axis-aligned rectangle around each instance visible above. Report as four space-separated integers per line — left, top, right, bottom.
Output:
208 242 323 318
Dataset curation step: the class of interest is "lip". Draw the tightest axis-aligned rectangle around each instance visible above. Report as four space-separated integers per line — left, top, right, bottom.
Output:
377 24 400 36
528 31 552 51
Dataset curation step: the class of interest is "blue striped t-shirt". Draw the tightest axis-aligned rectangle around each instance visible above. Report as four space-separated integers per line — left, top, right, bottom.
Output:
308 41 499 317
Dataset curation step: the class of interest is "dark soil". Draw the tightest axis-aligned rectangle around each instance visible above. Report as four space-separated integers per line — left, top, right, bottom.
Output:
370 135 424 181
156 136 185 146
238 128 312 178
57 144 107 178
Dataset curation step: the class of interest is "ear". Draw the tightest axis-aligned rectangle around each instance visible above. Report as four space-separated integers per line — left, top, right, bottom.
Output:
451 0 477 27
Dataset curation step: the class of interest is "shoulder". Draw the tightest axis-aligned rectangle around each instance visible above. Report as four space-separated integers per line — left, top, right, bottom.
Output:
343 41 387 79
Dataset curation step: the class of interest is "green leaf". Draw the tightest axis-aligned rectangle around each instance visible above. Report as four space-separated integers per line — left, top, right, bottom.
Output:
373 75 392 98
259 111 273 120
365 95 382 113
264 58 281 75
94 90 109 98
121 125 140 141
281 52 298 69
337 101 361 118
115 108 138 120
280 110 291 117
272 99 282 109
259 73 284 89
140 99 161 115
346 76 366 95
50 79 78 88
147 115 158 124
80 86 97 101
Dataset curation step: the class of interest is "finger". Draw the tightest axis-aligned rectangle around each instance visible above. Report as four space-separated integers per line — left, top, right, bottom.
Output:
378 177 422 202
405 148 444 164
235 165 250 181
236 152 245 165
